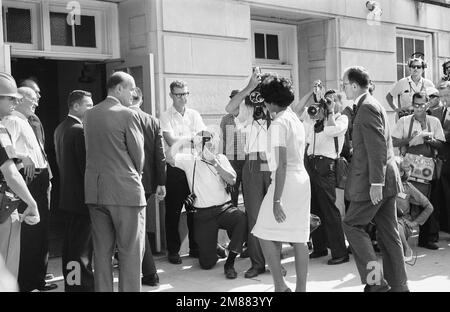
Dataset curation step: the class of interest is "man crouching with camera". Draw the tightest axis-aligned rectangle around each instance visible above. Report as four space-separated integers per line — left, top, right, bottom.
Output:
305 90 350 265
168 130 247 279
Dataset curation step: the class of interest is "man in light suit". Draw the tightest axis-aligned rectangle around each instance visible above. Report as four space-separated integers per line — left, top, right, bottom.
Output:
54 90 94 292
341 66 409 292
84 72 146 292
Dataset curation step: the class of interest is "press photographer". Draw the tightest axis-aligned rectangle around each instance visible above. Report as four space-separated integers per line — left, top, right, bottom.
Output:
168 130 247 279
224 68 272 278
392 91 445 250
304 89 349 265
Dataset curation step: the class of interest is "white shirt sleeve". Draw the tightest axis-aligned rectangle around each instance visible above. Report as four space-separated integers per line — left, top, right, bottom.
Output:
392 116 407 139
217 154 236 175
235 103 253 130
433 120 445 141
174 153 195 172
389 78 405 97
159 111 173 134
193 111 206 133
269 119 287 148
323 114 348 137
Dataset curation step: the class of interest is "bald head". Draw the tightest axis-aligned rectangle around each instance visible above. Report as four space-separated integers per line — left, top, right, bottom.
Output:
106 71 136 107
16 87 38 117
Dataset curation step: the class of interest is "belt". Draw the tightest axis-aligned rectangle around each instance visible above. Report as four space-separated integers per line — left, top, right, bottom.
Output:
34 168 47 175
408 176 430 185
245 152 267 162
193 201 233 211
307 155 334 162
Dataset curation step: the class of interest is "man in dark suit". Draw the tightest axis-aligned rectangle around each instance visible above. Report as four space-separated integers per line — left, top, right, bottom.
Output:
54 90 94 292
84 71 146 292
341 66 409 292
129 87 166 287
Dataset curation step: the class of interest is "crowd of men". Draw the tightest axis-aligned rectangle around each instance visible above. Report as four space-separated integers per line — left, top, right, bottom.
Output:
0 55 449 292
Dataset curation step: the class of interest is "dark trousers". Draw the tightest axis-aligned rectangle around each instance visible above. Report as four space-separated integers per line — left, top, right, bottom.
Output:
165 165 198 255
410 181 440 244
62 212 94 292
435 162 450 232
343 196 408 291
305 156 347 259
17 168 50 292
242 155 271 270
229 159 245 207
193 203 247 269
142 193 157 277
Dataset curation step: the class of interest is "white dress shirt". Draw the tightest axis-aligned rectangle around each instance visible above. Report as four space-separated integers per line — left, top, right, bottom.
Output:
235 102 268 154
1 111 47 168
160 105 206 163
389 76 435 108
305 113 348 159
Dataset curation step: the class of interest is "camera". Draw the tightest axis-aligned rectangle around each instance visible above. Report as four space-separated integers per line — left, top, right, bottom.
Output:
245 72 270 121
307 98 331 118
184 193 197 213
398 108 413 118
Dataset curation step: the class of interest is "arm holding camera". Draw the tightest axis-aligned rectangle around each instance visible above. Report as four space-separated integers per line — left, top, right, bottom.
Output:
202 148 236 186
225 71 260 116
292 80 323 118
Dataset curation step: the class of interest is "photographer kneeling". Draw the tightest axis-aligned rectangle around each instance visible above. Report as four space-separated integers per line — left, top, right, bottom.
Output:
168 130 247 279
305 90 350 265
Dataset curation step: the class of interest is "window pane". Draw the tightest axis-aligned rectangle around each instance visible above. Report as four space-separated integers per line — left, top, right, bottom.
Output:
396 37 403 64
397 65 404 80
415 39 424 55
254 33 265 59
75 15 96 47
5 8 32 43
266 34 279 60
404 38 414 61
50 12 73 46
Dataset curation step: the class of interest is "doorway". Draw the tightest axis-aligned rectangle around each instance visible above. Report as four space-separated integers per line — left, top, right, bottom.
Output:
11 57 106 257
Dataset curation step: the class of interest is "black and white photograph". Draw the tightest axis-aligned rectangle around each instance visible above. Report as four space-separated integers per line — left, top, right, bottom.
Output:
1 0 450 296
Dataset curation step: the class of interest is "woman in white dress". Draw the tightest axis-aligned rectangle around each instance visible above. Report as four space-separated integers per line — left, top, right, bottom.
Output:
252 74 311 292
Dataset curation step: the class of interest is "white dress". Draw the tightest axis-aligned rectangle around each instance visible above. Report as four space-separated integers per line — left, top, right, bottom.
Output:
252 107 311 243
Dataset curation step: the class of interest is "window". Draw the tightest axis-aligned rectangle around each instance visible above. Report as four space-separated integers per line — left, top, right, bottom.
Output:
395 30 432 80
50 12 96 48
254 32 279 60
3 7 32 44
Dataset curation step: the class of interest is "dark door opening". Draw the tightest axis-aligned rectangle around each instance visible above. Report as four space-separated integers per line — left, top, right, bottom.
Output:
11 58 106 257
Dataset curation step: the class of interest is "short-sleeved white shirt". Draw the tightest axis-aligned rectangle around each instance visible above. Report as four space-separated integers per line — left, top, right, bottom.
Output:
389 76 435 109
159 105 206 162
235 102 268 154
392 114 445 143
174 153 233 208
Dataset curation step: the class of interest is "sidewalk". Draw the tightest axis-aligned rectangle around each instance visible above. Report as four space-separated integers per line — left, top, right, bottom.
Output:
45 231 450 292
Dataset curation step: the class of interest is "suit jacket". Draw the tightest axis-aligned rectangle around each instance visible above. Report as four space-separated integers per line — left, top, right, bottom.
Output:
130 106 166 195
54 116 88 214
345 93 402 202
84 97 146 206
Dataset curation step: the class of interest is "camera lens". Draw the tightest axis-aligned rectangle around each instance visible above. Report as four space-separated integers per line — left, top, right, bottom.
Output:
307 105 319 117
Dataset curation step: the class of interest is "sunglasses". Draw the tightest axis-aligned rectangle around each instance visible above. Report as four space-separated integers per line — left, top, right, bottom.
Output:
172 92 190 98
410 65 423 69
412 103 427 108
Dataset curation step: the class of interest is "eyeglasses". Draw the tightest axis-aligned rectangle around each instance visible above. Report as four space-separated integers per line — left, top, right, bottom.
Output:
429 95 440 99
410 65 423 69
412 102 427 108
172 92 190 98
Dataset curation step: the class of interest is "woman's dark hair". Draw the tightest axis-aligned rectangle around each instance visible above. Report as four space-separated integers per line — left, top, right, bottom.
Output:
260 74 294 107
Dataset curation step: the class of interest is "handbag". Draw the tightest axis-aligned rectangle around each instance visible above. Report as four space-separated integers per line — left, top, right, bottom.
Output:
0 181 22 224
310 213 321 233
334 137 349 189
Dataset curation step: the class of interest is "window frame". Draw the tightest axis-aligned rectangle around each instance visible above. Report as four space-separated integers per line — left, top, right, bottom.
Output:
47 3 102 54
396 29 433 81
2 1 39 50
251 21 290 65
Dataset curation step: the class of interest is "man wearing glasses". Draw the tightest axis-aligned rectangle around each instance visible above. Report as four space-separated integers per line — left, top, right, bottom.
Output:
392 91 445 250
160 80 206 264
1 86 55 291
386 57 435 117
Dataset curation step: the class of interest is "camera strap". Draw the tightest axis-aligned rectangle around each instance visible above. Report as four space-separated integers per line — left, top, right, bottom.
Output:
191 159 197 194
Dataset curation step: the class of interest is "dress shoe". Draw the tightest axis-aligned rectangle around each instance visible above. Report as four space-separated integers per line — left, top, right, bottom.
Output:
168 253 182 264
372 242 381 253
189 249 199 258
142 273 159 286
37 283 58 291
45 273 54 281
364 284 391 292
418 242 439 250
224 265 237 279
244 267 266 279
327 255 350 265
309 250 328 259
217 244 227 259
240 247 249 258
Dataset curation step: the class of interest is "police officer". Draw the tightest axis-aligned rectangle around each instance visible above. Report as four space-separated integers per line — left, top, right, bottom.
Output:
0 72 39 281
